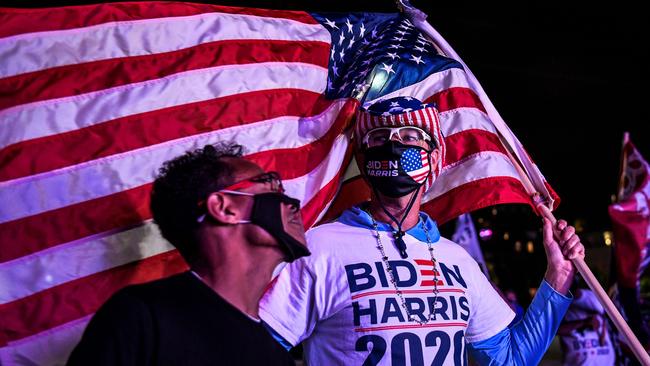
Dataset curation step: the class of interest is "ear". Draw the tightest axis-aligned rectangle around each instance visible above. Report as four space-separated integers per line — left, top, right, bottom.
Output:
204 193 243 225
429 148 440 167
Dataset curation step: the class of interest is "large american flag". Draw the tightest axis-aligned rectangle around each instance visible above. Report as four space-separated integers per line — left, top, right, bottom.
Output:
0 2 558 365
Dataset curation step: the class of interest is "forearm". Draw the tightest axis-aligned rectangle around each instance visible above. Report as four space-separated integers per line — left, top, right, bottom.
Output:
468 280 572 365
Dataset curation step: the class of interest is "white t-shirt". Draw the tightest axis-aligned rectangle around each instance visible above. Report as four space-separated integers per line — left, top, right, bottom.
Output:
260 218 514 365
560 289 615 366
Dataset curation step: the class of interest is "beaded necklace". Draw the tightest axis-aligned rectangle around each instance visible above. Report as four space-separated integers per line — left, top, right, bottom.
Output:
369 216 440 324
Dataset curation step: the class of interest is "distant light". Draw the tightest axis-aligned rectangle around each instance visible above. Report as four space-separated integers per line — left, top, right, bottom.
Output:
604 231 613 246
491 208 498 216
514 241 522 252
527 241 534 253
503 232 510 240
574 219 585 233
477 217 484 224
479 228 493 240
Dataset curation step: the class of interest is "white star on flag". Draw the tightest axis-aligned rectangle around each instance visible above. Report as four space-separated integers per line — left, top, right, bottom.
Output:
339 49 345 61
359 23 366 37
388 44 403 49
357 81 370 91
347 37 355 49
380 63 395 74
345 18 353 33
414 45 428 53
410 55 424 64
386 52 400 60
324 18 338 29
390 101 400 107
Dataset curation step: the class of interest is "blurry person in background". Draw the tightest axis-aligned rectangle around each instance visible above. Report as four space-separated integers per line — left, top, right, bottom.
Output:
558 278 615 366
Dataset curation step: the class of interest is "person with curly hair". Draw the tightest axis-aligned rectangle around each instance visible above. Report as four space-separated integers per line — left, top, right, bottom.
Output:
68 143 308 366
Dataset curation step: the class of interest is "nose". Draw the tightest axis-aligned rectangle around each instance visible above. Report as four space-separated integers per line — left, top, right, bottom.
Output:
389 131 401 142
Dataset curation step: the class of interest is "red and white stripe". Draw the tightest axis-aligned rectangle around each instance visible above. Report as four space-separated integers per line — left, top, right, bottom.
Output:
0 4 356 365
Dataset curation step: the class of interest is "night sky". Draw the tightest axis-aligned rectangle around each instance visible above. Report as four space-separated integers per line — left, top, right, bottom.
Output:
7 1 648 231
421 3 648 232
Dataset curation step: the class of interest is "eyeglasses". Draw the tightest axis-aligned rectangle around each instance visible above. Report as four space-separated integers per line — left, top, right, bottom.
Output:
362 126 432 147
196 171 285 223
221 171 285 193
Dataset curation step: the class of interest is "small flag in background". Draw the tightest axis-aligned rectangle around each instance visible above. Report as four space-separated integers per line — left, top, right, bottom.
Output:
608 134 650 349
609 136 650 289
452 213 489 276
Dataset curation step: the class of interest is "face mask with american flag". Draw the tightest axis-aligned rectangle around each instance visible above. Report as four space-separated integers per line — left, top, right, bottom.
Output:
362 140 432 198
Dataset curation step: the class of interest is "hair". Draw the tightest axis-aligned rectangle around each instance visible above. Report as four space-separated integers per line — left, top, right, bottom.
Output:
150 142 243 257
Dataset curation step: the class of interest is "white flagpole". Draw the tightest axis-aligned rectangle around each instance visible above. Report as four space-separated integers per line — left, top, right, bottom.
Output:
616 132 630 202
399 2 650 364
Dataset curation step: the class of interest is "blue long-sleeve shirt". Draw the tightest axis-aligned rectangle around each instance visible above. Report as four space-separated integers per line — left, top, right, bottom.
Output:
468 279 572 365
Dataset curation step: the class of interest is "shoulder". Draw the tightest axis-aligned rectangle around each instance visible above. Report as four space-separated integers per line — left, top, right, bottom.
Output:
307 220 365 239
305 221 373 252
68 274 174 365
435 236 478 263
107 272 192 307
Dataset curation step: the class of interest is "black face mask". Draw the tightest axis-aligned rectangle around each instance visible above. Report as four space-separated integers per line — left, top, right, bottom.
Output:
248 193 311 262
362 141 432 198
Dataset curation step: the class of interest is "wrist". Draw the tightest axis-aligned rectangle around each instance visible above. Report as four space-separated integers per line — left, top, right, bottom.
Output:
544 267 573 295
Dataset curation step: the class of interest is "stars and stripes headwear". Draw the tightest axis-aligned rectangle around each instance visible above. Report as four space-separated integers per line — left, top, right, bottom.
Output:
355 96 446 186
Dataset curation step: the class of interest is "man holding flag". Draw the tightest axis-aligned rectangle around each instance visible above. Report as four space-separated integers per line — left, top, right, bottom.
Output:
260 97 585 365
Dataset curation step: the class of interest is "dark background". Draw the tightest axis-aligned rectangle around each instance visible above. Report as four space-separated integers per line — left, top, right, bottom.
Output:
6 0 648 299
